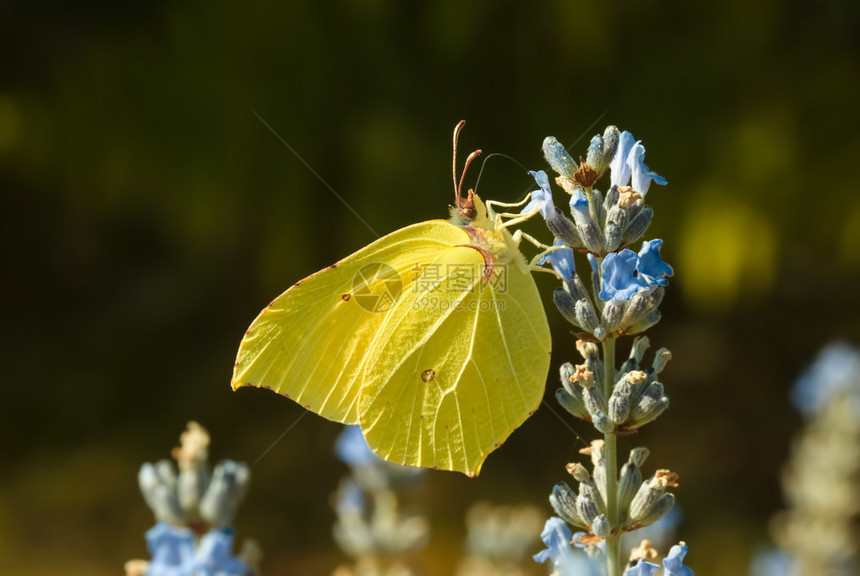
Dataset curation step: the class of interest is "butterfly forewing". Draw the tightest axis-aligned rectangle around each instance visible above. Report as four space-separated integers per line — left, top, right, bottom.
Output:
232 221 470 424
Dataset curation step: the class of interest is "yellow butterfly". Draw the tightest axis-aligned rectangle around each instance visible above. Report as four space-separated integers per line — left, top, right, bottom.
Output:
232 122 551 476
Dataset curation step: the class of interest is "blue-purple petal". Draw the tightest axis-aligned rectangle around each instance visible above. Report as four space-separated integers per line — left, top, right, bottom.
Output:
662 543 694 576
533 517 574 565
570 189 591 218
193 528 251 576
636 239 673 287
146 521 196 576
599 250 648 301
629 141 667 195
624 560 660 576
610 131 636 188
523 170 557 221
335 425 377 467
539 241 576 282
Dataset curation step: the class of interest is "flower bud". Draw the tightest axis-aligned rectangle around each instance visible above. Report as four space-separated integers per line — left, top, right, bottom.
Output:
609 393 630 425
617 448 650 515
591 188 606 226
630 493 676 529
586 254 602 305
651 348 672 375
589 453 607 504
623 205 653 244
629 382 670 429
560 362 578 391
621 194 643 219
627 470 678 528
139 461 185 525
601 298 625 334
592 515 611 538
592 411 614 434
576 340 600 361
576 492 601 525
627 310 662 335
600 127 620 170
178 467 209 520
575 366 606 419
575 299 601 334
585 134 605 174
171 422 212 518
603 204 626 252
543 137 577 177
570 190 604 253
199 460 250 528
579 479 606 516
568 274 591 304
550 482 586 528
604 184 620 213
553 288 582 328
620 370 650 400
620 291 653 329
546 212 582 249
649 286 666 309
558 457 580 475
556 387 590 420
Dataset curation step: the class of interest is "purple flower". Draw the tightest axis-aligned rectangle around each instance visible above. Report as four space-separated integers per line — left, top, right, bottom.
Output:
610 131 666 195
599 250 647 301
533 517 575 566
750 549 799 576
663 543 694 576
599 240 673 302
335 425 378 467
145 523 250 576
569 189 591 219
624 560 659 576
192 528 251 576
791 342 860 416
636 240 673 287
523 170 557 220
145 522 195 576
540 240 576 282
534 518 604 575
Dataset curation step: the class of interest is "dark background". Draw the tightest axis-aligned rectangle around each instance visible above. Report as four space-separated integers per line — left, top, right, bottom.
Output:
2 1 859 574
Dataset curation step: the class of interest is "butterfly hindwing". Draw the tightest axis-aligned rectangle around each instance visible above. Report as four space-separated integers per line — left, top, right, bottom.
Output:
358 245 551 475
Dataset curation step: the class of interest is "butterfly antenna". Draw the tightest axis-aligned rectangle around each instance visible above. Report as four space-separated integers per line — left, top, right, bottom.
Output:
452 120 466 205
458 149 482 198
451 120 481 220
473 152 528 196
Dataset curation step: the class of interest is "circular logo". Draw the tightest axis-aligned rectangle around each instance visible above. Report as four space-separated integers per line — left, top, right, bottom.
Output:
352 263 403 313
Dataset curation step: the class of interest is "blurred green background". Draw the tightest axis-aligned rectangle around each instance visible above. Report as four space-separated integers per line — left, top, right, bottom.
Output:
2 1 860 574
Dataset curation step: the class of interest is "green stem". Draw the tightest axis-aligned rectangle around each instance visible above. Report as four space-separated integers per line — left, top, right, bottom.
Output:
602 337 622 576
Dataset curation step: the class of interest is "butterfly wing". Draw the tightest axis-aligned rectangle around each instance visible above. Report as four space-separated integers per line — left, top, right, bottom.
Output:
358 245 551 476
232 220 470 424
